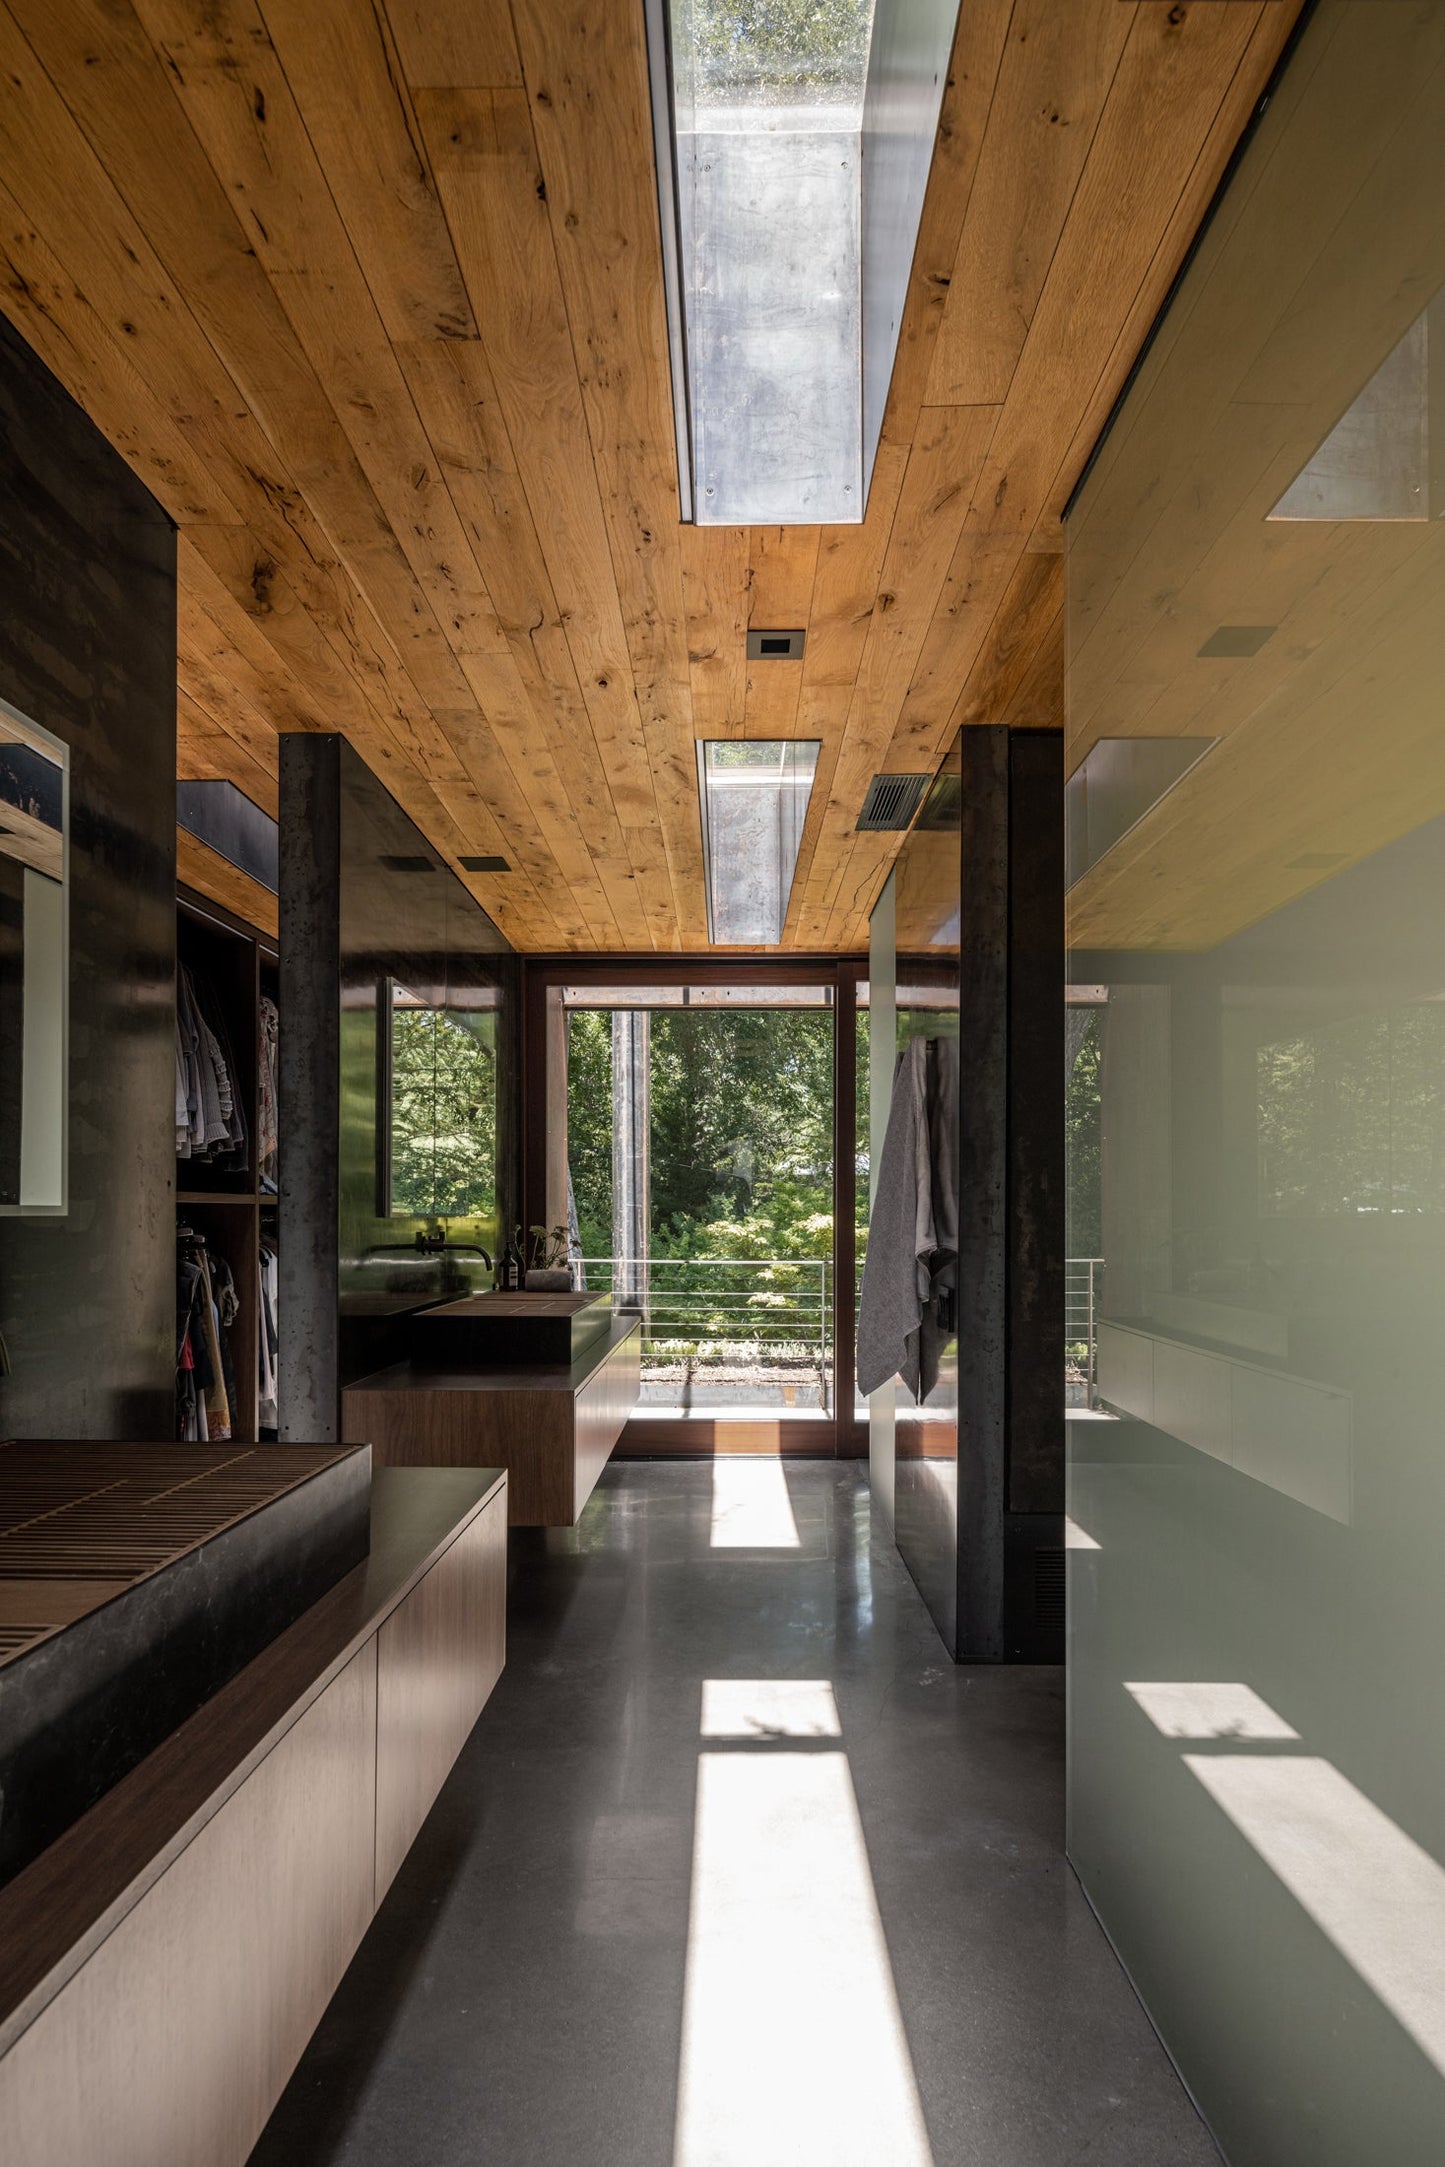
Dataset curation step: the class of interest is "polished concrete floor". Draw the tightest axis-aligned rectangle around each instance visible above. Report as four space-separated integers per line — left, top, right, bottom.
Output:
249 1463 1219 2166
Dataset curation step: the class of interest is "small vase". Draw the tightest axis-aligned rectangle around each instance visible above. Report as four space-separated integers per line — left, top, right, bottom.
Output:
524 1268 572 1293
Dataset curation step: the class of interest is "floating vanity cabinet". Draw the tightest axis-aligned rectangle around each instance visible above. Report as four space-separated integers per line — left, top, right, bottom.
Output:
0 1467 506 2167
343 1312 641 1526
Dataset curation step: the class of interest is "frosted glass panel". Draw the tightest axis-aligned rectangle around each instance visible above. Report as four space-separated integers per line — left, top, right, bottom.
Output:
1066 8 1445 2163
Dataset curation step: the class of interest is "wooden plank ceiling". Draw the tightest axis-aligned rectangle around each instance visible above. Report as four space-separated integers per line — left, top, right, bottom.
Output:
0 0 1301 952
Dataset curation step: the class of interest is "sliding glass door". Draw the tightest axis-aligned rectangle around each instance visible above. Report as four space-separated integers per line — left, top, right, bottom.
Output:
523 963 864 1453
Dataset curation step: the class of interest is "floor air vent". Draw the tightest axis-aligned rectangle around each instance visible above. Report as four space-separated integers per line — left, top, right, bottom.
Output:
1034 1547 1066 1632
856 773 930 831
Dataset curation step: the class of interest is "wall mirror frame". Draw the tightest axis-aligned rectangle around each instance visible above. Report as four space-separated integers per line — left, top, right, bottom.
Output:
0 693 68 1217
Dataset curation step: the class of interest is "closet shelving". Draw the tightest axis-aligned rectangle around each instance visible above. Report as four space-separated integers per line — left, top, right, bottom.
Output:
176 884 278 1442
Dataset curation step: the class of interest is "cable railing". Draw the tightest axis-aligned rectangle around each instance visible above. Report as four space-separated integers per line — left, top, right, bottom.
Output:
578 1255 831 1403
1066 1257 1104 1406
577 1252 1102 1409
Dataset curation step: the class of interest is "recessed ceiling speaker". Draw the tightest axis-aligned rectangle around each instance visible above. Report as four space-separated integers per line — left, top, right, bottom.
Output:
856 773 931 832
746 628 806 660
460 854 510 873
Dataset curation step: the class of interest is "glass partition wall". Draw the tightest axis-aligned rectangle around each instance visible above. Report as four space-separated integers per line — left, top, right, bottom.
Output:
1066 7 1445 2161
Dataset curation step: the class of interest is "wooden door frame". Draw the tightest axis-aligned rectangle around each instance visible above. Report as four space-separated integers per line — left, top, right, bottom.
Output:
519 956 868 1457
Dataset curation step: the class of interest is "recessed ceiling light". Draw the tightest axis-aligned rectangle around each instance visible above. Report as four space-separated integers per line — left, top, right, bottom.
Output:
696 739 820 944
459 854 510 873
379 854 435 873
1197 624 1276 658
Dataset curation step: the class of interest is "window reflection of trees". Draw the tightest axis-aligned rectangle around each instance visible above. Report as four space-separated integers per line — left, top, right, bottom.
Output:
389 1004 496 1220
1258 1004 1445 1216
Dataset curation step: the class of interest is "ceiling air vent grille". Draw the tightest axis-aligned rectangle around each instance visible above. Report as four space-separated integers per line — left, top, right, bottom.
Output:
856 773 930 832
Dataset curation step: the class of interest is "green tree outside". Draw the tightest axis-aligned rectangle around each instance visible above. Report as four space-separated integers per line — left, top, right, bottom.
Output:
567 1004 836 1357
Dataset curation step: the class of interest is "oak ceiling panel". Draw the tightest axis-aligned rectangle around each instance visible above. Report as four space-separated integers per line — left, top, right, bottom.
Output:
177 689 278 820
679 525 750 742
0 0 1304 953
0 0 557 943
411 83 672 947
925 0 1134 408
506 0 711 948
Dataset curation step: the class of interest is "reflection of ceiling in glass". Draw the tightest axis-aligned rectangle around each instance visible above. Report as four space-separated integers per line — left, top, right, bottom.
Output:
0 710 64 883
1066 737 1217 890
696 739 820 944
1269 304 1433 522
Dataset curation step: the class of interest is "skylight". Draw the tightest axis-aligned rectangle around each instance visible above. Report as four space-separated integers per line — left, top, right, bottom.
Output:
696 739 820 943
648 0 958 524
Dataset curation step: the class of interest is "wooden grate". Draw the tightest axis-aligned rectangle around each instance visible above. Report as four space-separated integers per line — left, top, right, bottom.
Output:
0 1442 357 1667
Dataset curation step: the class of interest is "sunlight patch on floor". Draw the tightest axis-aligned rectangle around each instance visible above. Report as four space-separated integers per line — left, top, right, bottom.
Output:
674 1681 934 2166
701 1678 840 1740
709 1457 800 1549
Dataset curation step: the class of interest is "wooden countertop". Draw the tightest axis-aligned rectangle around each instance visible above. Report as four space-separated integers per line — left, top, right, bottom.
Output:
346 1314 642 1397
0 1466 505 2054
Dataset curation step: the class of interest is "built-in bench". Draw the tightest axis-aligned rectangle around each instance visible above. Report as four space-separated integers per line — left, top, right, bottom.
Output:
0 1465 506 2167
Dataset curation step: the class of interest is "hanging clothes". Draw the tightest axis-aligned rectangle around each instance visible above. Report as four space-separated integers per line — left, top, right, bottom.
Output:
258 995 279 1192
176 1231 236 1441
258 1235 279 1434
175 966 249 1169
176 1244 213 1440
856 1034 960 1402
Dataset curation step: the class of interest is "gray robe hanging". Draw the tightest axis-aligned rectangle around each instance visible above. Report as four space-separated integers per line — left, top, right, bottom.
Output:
857 1034 958 1401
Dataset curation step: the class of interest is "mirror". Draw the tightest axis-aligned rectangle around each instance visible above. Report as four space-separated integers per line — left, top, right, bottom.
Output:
376 978 497 1221
0 698 67 1214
